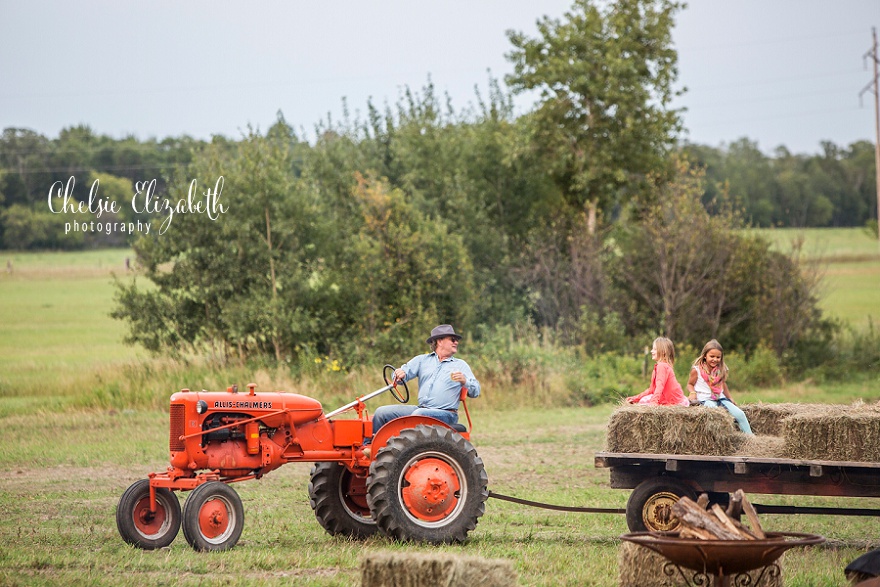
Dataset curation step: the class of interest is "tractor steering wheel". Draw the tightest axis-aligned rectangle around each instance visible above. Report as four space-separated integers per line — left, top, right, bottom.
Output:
383 364 410 404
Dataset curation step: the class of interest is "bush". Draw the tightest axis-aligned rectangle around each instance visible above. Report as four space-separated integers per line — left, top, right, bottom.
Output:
728 344 783 389
565 352 645 406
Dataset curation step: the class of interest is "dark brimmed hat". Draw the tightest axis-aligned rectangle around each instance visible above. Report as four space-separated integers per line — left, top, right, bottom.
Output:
426 324 462 344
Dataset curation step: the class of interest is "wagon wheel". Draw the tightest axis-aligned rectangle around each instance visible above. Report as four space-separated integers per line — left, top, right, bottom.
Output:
367 424 488 543
626 477 697 532
309 462 378 538
116 479 181 549
182 481 244 552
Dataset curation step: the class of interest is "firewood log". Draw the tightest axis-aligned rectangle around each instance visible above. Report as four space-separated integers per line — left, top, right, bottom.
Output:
741 493 766 539
671 497 744 540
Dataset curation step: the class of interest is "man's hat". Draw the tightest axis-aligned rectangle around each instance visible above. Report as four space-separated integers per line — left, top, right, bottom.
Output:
426 324 462 344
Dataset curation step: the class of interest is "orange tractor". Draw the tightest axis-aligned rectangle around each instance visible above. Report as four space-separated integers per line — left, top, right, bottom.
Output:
116 366 487 551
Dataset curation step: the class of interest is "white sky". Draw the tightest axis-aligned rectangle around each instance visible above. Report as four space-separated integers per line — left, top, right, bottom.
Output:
1 0 878 155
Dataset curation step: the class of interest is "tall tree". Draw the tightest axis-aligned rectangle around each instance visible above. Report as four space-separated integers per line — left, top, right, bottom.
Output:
505 0 683 228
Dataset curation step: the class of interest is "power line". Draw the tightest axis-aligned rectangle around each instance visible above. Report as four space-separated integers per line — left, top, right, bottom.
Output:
858 27 880 243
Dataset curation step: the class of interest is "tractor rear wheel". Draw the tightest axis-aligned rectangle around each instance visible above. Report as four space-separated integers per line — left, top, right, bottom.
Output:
309 462 378 538
367 424 488 543
116 479 181 550
182 481 244 552
626 477 697 532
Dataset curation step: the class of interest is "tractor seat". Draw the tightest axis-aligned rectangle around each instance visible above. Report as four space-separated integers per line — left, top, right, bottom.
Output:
450 423 467 433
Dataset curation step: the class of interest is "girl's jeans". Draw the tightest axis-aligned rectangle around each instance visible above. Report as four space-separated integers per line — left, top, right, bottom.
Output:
701 398 753 435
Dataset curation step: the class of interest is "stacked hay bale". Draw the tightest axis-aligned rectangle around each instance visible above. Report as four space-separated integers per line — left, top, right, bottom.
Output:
782 404 880 462
618 541 783 587
739 403 831 436
733 434 786 458
607 401 880 461
605 405 746 456
361 552 517 587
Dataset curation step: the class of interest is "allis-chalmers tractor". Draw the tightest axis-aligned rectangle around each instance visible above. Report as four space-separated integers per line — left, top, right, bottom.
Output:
116 366 488 551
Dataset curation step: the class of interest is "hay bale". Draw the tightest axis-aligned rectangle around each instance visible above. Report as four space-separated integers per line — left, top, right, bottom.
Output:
740 403 832 436
619 541 783 587
734 435 786 458
360 552 517 587
782 408 880 462
605 405 745 456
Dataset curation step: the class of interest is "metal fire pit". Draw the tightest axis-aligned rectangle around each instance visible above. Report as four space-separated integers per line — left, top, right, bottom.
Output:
621 531 825 587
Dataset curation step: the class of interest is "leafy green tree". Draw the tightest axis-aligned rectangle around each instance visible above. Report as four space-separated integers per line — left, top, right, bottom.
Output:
505 0 683 226
114 131 311 360
1 203 81 249
0 128 51 206
609 158 825 355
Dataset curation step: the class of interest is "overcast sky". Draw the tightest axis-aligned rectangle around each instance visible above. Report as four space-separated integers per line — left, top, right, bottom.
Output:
1 0 878 155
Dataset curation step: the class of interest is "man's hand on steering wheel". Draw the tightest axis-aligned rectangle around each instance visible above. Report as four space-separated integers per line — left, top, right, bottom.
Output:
382 364 410 404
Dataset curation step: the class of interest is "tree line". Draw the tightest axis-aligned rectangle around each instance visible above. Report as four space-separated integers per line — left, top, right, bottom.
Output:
0 0 871 374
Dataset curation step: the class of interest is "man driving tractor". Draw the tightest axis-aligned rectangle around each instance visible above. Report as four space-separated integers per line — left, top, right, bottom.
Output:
371 324 481 435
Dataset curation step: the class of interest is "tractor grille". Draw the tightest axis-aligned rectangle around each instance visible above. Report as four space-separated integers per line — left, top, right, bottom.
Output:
169 404 185 452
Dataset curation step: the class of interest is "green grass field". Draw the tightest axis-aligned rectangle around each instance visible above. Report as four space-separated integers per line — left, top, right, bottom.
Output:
750 227 880 330
0 405 875 586
1 233 879 586
0 249 143 395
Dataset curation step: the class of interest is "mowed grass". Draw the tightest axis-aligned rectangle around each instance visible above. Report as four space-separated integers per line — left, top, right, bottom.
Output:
0 405 875 587
750 227 880 330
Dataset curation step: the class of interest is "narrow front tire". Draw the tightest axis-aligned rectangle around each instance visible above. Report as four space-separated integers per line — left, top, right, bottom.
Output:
182 482 244 552
116 479 181 550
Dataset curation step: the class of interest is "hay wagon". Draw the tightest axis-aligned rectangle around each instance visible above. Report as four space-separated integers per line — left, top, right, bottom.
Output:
595 450 880 532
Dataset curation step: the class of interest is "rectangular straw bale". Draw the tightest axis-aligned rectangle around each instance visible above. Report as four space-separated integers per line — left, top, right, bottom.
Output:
782 408 880 462
619 541 783 587
740 403 832 437
361 552 517 587
605 405 745 456
734 435 786 458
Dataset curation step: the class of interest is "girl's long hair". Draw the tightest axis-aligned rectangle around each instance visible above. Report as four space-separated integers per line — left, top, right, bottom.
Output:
693 339 727 376
653 337 676 365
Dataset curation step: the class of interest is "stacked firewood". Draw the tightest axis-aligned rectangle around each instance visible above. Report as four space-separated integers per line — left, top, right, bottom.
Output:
671 489 766 540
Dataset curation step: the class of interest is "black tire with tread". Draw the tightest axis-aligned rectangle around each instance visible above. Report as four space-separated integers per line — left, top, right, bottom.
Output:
309 462 378 538
366 424 487 543
625 476 697 532
181 481 244 552
116 479 181 550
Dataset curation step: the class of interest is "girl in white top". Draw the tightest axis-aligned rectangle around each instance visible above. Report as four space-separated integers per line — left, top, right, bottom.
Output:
687 339 753 435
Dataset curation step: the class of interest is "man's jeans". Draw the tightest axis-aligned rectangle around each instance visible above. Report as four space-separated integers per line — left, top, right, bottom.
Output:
370 405 459 439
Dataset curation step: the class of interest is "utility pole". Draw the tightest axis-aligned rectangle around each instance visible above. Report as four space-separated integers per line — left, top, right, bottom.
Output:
861 28 880 242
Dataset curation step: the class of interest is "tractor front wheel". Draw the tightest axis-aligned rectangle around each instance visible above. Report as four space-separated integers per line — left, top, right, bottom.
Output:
116 479 181 549
309 462 378 538
625 477 697 532
367 424 488 543
182 482 244 552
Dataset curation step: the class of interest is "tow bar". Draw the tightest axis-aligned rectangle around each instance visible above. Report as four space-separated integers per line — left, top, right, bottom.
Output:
488 490 626 514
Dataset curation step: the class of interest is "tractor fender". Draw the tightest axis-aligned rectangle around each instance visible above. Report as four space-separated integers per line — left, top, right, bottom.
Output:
370 415 455 455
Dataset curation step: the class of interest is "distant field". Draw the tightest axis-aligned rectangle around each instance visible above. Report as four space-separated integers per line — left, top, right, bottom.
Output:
750 227 880 330
750 227 880 261
0 248 142 394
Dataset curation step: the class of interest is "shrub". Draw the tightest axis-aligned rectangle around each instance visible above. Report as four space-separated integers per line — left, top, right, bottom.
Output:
728 344 783 389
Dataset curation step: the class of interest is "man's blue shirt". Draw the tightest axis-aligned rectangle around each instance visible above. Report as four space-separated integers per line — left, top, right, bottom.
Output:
398 352 480 410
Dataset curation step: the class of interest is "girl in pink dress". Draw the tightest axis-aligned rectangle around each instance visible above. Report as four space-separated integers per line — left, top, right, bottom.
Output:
625 337 689 406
